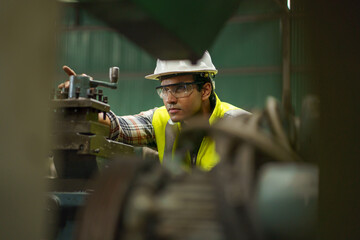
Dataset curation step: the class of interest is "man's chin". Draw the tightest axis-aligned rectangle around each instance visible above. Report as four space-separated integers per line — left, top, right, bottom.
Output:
169 115 183 123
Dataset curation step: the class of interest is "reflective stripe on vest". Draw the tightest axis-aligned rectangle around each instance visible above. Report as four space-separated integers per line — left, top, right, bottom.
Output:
152 94 241 171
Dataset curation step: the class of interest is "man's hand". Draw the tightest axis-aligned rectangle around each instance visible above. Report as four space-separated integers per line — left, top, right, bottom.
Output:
98 112 111 126
57 66 92 89
58 65 76 89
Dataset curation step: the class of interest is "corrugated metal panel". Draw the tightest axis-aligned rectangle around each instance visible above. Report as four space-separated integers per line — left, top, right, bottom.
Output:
58 30 155 74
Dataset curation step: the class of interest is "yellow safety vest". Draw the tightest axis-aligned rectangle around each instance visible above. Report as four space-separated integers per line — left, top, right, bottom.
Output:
152 94 243 171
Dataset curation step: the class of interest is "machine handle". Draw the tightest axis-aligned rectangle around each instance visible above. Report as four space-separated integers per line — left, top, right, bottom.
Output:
110 67 119 83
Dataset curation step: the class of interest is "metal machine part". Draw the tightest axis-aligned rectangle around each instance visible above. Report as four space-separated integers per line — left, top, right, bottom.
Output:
47 67 135 240
51 66 134 178
109 66 119 83
67 67 119 99
45 192 89 240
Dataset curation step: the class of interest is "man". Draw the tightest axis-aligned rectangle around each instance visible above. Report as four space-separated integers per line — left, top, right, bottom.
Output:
61 51 249 171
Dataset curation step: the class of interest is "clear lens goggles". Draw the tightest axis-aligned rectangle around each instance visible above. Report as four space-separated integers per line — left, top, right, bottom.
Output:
156 81 204 99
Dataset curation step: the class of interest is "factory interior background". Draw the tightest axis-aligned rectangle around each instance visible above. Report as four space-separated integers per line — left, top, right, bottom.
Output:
1 0 359 239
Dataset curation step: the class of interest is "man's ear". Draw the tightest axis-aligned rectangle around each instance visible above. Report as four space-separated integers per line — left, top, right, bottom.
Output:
201 82 212 100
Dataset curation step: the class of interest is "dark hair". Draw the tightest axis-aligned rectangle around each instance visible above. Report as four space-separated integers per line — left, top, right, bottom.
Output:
193 73 216 110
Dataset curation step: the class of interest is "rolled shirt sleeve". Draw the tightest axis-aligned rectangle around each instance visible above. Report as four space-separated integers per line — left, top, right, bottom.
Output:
106 108 157 148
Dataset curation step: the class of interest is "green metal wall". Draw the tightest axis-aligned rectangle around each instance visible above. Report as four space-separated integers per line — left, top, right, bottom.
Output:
56 0 303 116
290 1 312 115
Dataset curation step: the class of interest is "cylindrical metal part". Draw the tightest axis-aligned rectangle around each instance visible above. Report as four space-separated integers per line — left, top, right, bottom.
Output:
98 89 103 102
109 67 119 83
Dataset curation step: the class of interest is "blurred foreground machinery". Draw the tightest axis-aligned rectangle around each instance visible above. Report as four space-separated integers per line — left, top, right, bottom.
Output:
67 96 318 240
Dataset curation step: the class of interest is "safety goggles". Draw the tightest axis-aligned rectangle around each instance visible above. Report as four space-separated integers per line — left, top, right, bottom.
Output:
156 81 205 99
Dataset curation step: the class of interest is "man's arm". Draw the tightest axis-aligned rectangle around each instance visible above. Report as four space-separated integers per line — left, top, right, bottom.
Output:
106 109 157 148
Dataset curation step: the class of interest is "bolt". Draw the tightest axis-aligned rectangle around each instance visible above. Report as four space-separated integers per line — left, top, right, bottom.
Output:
98 89 103 102
87 88 94 98
103 97 108 119
93 89 98 99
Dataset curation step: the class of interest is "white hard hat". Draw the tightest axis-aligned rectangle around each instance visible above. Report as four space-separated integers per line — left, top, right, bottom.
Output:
145 51 218 80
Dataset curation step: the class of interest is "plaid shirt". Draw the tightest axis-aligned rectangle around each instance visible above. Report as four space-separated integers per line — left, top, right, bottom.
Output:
107 108 157 148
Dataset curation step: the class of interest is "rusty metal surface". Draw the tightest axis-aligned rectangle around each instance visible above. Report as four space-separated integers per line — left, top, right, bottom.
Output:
51 89 135 180
53 132 134 157
52 120 109 136
52 98 110 112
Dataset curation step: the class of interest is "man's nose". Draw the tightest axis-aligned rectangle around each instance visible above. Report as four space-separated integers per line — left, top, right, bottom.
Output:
165 91 177 104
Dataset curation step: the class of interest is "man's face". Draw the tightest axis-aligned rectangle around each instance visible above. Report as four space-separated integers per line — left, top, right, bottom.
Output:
160 75 202 122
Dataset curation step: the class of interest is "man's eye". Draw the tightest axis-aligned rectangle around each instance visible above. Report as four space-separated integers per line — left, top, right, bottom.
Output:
175 85 187 93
